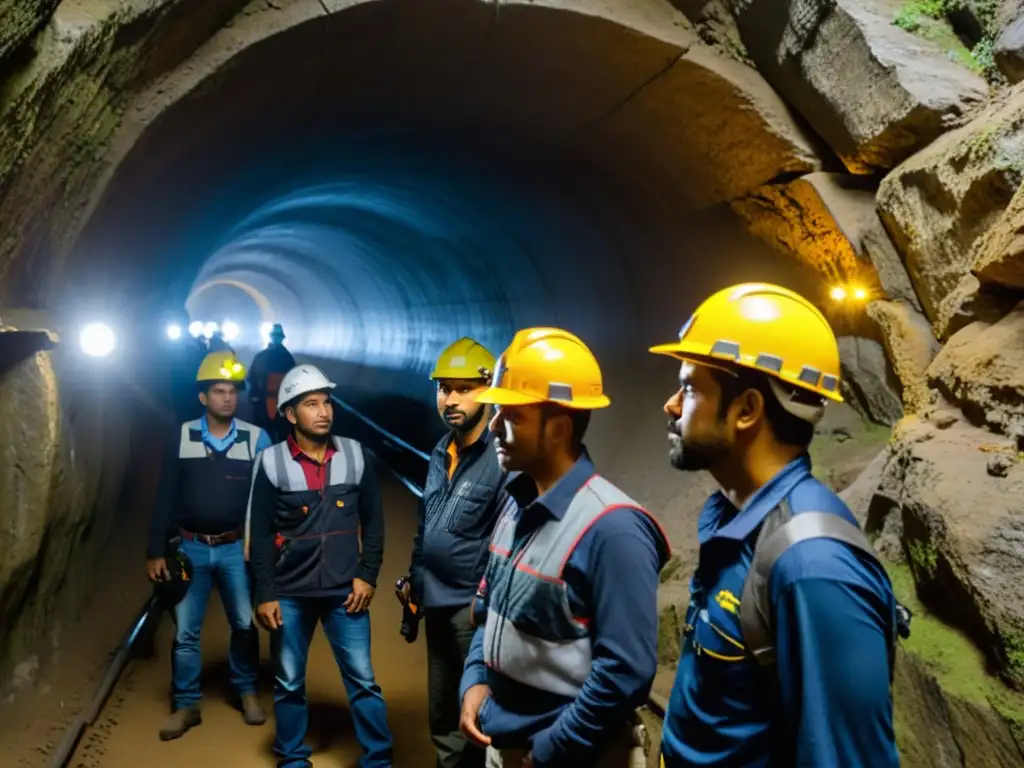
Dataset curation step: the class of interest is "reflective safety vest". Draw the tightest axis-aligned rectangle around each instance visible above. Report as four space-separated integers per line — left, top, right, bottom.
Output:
483 475 667 697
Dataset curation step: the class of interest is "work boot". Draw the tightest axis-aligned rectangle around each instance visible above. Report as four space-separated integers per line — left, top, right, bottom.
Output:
241 692 267 725
159 707 201 741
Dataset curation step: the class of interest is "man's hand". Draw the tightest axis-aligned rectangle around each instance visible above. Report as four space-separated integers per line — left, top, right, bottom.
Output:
146 557 170 582
459 684 492 747
345 578 375 613
256 601 283 631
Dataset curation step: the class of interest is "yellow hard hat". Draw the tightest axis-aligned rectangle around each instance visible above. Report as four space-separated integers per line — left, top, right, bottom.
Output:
429 337 496 380
649 282 843 403
477 327 610 409
197 352 247 385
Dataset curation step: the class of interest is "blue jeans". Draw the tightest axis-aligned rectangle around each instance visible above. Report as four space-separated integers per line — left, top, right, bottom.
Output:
171 538 259 709
272 596 393 768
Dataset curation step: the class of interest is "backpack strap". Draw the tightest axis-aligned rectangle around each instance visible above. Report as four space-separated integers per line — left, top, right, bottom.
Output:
739 500 883 668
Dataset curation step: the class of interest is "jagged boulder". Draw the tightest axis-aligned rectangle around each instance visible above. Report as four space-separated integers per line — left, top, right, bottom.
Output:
927 301 1024 440
866 299 940 413
0 0 58 64
877 84 1024 335
729 0 988 174
972 173 1024 289
875 414 1024 691
995 0 1024 83
838 336 904 426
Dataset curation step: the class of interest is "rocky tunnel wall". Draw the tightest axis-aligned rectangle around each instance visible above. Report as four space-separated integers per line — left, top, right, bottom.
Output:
4 0 1024 763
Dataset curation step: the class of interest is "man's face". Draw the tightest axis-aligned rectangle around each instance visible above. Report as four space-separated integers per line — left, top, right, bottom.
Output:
436 378 489 435
286 391 333 438
663 361 734 472
489 404 549 473
200 382 238 420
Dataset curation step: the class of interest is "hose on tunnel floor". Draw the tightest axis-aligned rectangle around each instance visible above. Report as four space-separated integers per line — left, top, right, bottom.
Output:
49 596 161 768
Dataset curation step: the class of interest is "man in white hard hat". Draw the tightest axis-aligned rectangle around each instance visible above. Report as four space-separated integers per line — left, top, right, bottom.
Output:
247 364 393 768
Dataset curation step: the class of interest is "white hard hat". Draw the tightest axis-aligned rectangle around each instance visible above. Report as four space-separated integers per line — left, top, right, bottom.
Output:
278 365 336 415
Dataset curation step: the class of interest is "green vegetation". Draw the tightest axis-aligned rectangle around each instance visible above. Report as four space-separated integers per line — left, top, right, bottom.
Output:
893 0 1002 81
809 419 890 489
907 540 938 577
887 563 1024 739
660 555 685 585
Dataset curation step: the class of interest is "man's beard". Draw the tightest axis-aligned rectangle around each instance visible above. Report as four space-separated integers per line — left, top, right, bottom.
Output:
295 422 330 443
667 423 730 472
446 405 485 435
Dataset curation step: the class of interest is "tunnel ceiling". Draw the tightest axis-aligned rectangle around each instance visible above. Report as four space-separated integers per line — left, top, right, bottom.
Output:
36 0 826 315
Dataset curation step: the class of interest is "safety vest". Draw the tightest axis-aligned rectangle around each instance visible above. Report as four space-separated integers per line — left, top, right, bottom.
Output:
483 475 667 697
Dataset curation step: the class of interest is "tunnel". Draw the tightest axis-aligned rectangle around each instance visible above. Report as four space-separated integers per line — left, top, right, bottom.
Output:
3 0 1024 766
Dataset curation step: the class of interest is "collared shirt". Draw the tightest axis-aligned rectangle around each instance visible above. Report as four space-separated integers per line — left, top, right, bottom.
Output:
410 428 508 609
200 413 238 453
286 434 337 492
461 450 668 767
661 454 898 768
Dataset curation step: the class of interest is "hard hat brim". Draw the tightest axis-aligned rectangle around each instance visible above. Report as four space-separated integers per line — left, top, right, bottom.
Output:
429 368 490 381
476 386 611 409
649 342 844 404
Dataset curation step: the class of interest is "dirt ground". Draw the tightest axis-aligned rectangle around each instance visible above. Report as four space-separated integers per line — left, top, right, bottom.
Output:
66 478 432 768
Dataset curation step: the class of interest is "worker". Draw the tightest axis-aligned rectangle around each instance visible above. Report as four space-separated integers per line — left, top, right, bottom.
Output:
248 323 296 441
247 364 393 768
208 328 234 354
401 337 508 768
649 283 899 767
458 327 671 768
146 351 271 741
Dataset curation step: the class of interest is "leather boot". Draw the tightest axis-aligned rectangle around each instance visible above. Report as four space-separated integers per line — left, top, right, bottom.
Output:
159 707 201 741
241 692 267 725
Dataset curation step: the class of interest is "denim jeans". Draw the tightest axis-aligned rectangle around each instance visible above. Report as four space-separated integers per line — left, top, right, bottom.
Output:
272 596 393 768
171 538 259 709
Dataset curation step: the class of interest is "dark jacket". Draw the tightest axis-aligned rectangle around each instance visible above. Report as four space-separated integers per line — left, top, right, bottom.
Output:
147 418 268 558
248 436 383 605
408 429 507 609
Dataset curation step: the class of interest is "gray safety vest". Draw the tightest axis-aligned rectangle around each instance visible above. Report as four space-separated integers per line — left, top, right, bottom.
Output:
483 475 668 698
739 500 898 676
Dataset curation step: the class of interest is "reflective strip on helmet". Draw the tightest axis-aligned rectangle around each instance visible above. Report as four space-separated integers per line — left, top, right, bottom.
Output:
548 382 573 402
710 340 740 359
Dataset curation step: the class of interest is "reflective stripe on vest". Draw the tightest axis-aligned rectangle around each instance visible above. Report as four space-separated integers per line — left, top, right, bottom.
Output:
243 435 364 560
483 474 650 697
178 418 263 462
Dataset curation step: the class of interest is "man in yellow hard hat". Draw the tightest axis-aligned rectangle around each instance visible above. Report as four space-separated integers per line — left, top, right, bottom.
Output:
458 328 671 768
650 283 899 767
400 337 509 768
146 351 272 741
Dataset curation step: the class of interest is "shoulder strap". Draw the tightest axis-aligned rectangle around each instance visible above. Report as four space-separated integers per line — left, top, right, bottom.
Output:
740 501 881 667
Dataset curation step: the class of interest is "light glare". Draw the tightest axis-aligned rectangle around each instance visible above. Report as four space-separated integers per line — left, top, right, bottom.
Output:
166 323 182 341
80 323 116 357
222 320 240 342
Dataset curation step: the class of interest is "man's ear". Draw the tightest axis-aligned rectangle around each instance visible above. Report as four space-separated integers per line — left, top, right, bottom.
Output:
734 388 765 432
198 391 209 407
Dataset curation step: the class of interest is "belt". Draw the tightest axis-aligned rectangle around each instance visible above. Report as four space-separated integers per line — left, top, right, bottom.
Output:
180 527 243 547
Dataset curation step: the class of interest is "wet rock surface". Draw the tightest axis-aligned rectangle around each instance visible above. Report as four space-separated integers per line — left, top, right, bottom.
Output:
0 0 57 64
865 299 940 414
879 415 1024 691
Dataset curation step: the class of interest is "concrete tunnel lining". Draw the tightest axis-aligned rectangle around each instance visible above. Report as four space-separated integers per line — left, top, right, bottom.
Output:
58 0 829 441
0 0 840 734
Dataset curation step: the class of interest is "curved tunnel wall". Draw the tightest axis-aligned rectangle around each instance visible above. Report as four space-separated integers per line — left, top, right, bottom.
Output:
0 0 830 702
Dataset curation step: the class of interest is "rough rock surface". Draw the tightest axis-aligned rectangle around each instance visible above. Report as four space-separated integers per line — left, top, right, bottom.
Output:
0 351 130 697
877 83 1024 332
732 172 923 308
838 336 905 426
927 302 1024 440
972 173 1024 288
0 0 58 65
730 0 989 174
669 0 752 64
876 414 1024 691
866 299 941 414
995 1 1024 83
0 0 249 303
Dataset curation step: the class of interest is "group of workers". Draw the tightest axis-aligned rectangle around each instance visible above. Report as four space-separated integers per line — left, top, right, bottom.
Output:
146 282 901 768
